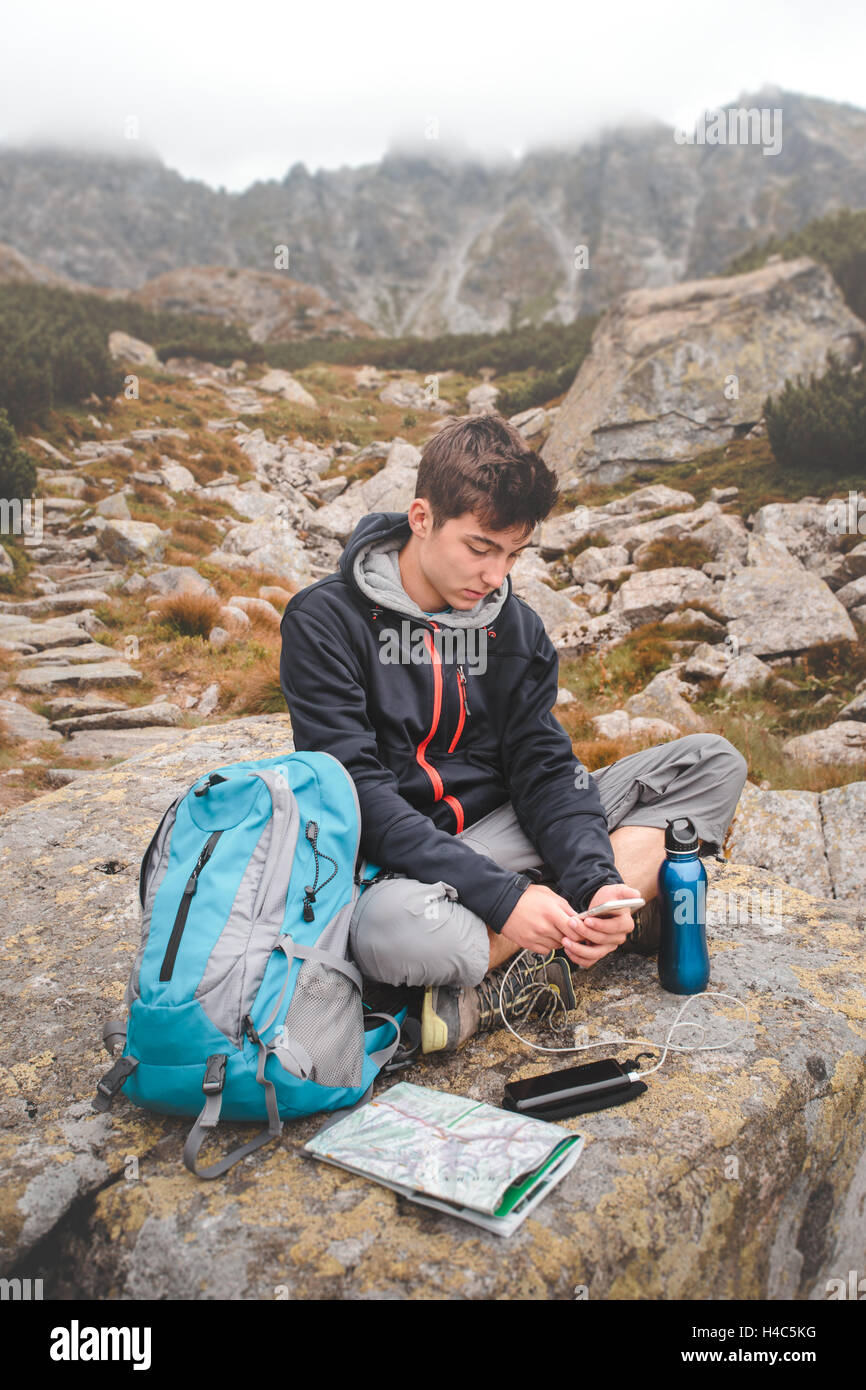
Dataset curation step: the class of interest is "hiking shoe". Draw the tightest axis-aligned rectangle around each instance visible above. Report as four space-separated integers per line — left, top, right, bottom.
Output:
621 896 662 956
421 951 576 1055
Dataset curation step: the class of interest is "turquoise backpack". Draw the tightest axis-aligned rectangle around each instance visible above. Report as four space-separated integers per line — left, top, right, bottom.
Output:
93 751 401 1178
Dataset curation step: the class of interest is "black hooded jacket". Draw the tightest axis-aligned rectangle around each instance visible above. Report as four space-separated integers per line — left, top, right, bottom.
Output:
279 510 623 932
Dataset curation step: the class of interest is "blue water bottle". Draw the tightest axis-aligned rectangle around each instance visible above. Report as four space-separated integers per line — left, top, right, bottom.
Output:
658 816 709 995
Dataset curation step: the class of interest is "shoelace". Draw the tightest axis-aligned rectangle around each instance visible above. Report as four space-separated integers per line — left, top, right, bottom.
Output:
476 951 571 1032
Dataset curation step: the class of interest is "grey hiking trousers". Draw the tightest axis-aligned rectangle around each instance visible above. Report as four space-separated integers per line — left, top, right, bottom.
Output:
349 732 749 988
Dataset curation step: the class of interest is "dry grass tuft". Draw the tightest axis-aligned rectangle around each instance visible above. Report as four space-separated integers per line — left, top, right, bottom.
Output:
148 592 224 638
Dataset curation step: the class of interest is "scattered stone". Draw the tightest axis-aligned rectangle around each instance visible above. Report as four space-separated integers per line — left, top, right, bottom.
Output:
835 575 866 611
466 383 500 415
196 683 220 717
144 566 218 599
156 459 198 492
0 698 62 741
93 493 131 520
719 654 774 693
683 642 730 680
208 626 231 650
256 370 317 409
509 577 585 632
624 664 704 732
379 379 451 414
782 721 866 766
218 605 252 633
0 616 97 649
661 608 725 631
609 567 715 628
258 585 293 607
108 331 162 368
0 543 13 575
555 688 575 706
227 596 281 627
840 688 866 721
44 768 91 787
726 781 833 900
121 573 148 595
96 520 167 565
508 406 549 440
571 544 630 584
28 438 71 465
591 708 682 740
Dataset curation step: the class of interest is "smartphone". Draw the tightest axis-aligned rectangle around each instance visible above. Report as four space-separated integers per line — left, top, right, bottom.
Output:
503 1059 632 1112
577 896 645 919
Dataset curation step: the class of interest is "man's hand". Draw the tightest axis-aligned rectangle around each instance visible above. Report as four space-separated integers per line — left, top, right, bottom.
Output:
559 882 642 970
500 883 589 956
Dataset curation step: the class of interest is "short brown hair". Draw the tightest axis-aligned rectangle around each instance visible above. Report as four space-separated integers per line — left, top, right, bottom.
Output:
414 413 560 536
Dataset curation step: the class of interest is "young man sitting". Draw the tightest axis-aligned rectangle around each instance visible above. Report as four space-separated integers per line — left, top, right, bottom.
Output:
279 414 748 1053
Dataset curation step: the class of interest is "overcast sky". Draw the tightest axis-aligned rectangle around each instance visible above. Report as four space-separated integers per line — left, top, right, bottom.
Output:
2 0 863 192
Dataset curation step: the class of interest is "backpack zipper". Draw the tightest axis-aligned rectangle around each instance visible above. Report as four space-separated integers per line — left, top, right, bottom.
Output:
158 829 224 982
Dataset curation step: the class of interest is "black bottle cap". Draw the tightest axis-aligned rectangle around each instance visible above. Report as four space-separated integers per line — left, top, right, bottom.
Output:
665 816 699 853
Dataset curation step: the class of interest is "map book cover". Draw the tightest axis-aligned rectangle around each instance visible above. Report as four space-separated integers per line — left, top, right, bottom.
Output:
304 1080 584 1236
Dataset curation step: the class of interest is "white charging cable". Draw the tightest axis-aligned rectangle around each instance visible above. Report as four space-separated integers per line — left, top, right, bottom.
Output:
497 948 751 1080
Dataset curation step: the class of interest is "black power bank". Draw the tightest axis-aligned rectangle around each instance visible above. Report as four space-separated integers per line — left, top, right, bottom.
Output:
502 1059 640 1118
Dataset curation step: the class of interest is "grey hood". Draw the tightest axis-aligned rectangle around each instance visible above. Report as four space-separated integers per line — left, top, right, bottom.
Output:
350 520 509 629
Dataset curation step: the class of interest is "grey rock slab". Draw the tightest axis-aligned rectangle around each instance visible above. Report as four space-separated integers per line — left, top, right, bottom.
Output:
725 780 833 901
0 591 112 618
50 703 184 734
0 618 98 650
16 661 143 691
0 725 863 1300
45 696 130 719
17 643 123 667
61 726 189 760
819 782 866 903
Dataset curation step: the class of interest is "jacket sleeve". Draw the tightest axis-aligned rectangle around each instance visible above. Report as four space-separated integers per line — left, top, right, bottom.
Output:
499 620 624 914
280 604 532 932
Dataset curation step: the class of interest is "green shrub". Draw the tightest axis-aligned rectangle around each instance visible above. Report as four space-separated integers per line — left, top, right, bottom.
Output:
725 207 866 321
0 409 37 500
764 351 866 476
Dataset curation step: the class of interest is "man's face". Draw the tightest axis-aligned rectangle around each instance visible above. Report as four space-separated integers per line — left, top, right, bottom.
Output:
416 507 535 610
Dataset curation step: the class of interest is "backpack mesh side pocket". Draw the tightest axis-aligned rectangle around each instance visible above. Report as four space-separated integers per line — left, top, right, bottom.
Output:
281 959 364 1088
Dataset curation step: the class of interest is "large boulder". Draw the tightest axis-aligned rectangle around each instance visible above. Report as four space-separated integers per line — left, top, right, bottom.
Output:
1 718 864 1300
542 257 866 487
718 567 857 657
